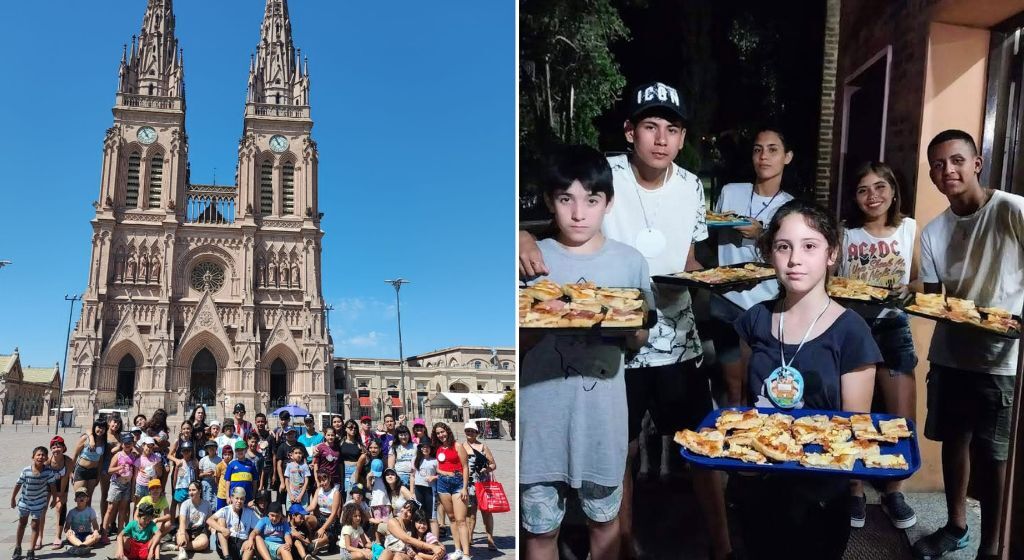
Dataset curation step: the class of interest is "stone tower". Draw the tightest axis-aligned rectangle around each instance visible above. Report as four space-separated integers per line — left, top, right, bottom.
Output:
63 0 331 421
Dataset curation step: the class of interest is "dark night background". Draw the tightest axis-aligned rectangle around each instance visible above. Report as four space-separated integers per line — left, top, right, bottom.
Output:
520 0 826 220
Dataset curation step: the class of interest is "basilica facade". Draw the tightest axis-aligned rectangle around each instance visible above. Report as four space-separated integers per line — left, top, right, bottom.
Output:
62 0 332 419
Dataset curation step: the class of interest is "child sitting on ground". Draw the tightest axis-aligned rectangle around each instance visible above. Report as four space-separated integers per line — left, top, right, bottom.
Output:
64 490 101 556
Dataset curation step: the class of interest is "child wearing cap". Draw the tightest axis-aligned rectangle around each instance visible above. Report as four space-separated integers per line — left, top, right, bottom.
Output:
103 432 137 544
64 490 100 556
287 503 317 559
136 479 172 539
116 502 158 560
168 440 198 517
215 445 233 510
43 435 72 551
284 445 311 509
198 440 221 512
132 436 163 503
224 439 258 505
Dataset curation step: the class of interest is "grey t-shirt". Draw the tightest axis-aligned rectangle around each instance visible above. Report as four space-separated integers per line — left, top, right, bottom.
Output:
520 237 652 488
179 498 211 530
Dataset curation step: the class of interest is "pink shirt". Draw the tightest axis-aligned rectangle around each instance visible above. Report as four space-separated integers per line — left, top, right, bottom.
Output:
112 452 135 484
134 453 161 486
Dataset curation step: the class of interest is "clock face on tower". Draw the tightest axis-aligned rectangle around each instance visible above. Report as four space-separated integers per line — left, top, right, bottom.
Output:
269 134 289 153
137 126 158 145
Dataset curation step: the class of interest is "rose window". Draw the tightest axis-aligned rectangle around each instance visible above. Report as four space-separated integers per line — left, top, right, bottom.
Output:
190 262 225 292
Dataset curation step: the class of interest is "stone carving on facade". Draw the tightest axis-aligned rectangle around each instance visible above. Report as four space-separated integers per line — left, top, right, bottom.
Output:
42 390 52 424
113 243 161 285
255 250 301 290
177 386 187 417
89 389 99 418
197 310 215 328
134 390 142 412
258 391 269 414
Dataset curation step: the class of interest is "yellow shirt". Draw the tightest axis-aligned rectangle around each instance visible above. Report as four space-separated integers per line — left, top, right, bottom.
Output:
215 461 229 499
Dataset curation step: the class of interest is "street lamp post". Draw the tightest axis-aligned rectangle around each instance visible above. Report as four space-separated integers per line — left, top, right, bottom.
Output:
384 279 410 416
57 294 81 434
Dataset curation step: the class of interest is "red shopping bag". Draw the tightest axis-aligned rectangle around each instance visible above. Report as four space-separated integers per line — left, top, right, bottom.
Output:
474 481 511 513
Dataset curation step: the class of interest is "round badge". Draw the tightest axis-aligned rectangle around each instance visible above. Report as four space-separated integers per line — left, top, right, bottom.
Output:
635 228 667 258
765 366 805 409
327 455 335 462
437 451 447 463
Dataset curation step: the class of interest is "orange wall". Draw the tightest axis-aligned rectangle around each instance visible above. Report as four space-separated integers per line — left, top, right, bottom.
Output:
904 22 990 492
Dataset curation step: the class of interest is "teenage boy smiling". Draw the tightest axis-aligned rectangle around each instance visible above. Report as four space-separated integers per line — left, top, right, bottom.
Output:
912 129 1024 560
519 82 732 560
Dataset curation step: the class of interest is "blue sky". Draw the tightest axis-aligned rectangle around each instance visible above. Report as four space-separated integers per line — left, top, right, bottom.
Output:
0 1 514 368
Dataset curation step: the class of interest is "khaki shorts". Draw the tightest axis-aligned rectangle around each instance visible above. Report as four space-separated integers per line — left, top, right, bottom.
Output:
520 481 621 535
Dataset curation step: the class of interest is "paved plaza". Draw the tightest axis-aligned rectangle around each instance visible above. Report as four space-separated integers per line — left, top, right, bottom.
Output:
0 425 517 559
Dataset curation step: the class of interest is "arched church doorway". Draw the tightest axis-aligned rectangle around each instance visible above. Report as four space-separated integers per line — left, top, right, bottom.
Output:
190 348 218 406
270 358 287 407
116 355 136 406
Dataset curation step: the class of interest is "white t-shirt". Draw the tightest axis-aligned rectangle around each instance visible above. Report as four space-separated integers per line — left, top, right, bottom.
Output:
920 190 1024 375
604 154 708 367
714 182 794 310
212 505 260 539
839 217 916 319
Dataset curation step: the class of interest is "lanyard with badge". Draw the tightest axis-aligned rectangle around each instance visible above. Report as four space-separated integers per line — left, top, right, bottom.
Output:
765 299 831 408
632 165 670 258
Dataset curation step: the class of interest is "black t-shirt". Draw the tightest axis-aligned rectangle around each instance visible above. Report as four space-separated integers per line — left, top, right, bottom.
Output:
276 439 307 466
337 440 364 463
735 301 882 410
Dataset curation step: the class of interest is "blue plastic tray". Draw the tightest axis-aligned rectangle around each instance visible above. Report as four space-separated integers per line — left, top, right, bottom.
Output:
679 407 921 480
707 219 753 228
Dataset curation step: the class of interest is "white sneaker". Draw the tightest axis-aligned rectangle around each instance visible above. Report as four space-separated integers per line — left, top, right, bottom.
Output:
448 551 463 560
177 549 188 560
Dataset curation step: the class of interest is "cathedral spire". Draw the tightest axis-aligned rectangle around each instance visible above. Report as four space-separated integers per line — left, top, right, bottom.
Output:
247 0 309 107
117 0 184 102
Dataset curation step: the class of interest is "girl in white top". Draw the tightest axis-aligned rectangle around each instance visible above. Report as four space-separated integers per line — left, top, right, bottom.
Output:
711 126 796 406
339 502 372 559
411 442 440 537
837 161 920 530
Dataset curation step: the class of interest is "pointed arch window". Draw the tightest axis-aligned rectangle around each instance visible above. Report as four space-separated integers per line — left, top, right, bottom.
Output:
282 163 295 215
126 152 141 208
260 160 274 214
148 154 164 208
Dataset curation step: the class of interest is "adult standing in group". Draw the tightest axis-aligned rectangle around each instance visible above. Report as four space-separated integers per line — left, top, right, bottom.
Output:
252 413 277 494
99 413 125 529
377 414 398 457
389 425 418 488
42 436 73 551
331 414 345 439
232 403 253 441
339 419 366 494
188 406 210 454
275 427 307 498
359 416 375 448
911 129 1024 560
133 414 147 431
519 81 732 560
298 415 324 466
432 422 471 559
709 125 796 408
71 421 109 505
463 421 498 552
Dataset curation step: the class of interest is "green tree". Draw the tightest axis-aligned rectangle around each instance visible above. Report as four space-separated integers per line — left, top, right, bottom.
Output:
520 0 629 216
484 389 516 439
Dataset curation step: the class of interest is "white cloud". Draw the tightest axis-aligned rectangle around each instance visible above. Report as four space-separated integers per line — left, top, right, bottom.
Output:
345 331 384 347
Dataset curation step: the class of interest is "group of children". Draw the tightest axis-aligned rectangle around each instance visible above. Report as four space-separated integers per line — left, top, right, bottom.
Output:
12 405 500 560
519 80 1024 560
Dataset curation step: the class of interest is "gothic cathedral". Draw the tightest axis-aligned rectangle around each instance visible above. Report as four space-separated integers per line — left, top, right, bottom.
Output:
63 0 332 420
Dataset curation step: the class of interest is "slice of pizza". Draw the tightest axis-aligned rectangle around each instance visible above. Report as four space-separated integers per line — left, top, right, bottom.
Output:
791 415 830 445
826 439 880 460
824 417 853 444
716 409 764 432
863 453 909 470
557 308 605 328
849 414 875 432
595 287 642 300
878 418 912 439
521 307 567 328
567 300 605 314
562 281 599 302
800 452 857 471
723 442 768 464
979 306 1013 318
763 413 795 431
598 294 645 311
913 293 947 314
725 430 757 447
522 280 564 302
601 308 645 328
751 426 803 462
675 429 725 458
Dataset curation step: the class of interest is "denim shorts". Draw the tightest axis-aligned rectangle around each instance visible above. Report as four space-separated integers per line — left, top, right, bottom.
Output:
520 481 622 534
134 484 150 499
435 473 464 495
870 312 918 375
17 506 45 520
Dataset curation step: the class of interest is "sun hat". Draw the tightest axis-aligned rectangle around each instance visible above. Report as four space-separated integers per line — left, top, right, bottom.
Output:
463 421 479 433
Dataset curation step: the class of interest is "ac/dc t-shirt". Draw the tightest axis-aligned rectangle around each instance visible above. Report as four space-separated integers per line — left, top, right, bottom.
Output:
734 301 882 410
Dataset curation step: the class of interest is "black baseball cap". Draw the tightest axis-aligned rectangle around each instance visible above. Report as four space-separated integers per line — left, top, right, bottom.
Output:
628 81 688 125
279 410 291 420
234 403 246 413
203 440 218 449
180 441 194 450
